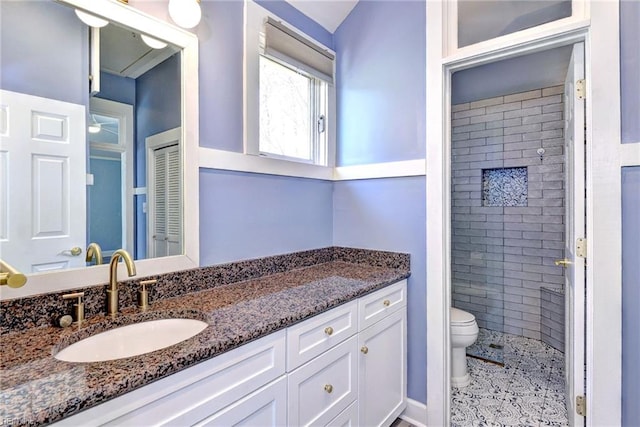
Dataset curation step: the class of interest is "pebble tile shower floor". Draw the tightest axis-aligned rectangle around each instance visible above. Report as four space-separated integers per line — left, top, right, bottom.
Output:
452 331 568 426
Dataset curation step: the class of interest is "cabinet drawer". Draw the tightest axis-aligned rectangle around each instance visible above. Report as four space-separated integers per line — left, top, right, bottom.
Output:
358 280 406 330
326 401 358 427
194 376 287 427
102 330 286 427
288 336 358 427
287 300 357 370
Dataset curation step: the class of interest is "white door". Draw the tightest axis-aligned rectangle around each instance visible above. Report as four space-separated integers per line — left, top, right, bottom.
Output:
146 127 182 259
563 42 586 426
0 90 86 273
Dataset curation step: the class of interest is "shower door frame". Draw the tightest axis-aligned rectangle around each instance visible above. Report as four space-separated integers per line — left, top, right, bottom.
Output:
425 1 623 426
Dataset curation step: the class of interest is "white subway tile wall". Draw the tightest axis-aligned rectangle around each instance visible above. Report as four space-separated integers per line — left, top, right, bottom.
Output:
451 86 566 340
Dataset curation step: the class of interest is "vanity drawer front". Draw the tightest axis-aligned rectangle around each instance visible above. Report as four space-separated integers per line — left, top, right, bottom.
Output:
358 279 406 330
194 376 287 427
326 401 359 427
102 330 286 427
288 336 358 427
287 300 357 370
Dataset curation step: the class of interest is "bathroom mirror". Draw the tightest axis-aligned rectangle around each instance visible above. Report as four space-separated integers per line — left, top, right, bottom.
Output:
0 0 199 299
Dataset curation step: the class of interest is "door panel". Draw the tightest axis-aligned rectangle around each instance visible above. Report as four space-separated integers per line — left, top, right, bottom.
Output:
0 90 86 273
563 42 586 426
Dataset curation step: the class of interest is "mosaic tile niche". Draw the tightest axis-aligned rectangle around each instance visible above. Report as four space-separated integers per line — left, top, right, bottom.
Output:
482 167 528 207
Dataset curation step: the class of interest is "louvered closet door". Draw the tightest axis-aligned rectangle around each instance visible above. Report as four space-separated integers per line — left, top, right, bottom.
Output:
150 144 181 258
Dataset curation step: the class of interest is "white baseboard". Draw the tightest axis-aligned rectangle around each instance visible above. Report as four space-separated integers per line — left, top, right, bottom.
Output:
401 398 427 427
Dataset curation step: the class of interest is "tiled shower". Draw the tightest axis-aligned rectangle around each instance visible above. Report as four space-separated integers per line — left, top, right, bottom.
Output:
451 85 567 359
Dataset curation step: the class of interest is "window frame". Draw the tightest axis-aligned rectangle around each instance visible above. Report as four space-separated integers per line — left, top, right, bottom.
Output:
257 54 328 165
244 0 335 168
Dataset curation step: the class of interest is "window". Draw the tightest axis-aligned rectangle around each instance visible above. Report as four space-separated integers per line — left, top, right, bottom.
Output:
245 4 335 167
259 56 327 164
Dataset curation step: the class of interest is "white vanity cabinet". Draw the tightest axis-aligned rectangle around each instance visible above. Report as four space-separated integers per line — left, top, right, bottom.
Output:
52 280 407 427
53 330 287 427
287 280 407 427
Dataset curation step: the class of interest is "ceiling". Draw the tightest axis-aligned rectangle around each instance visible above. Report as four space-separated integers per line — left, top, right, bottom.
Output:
101 24 179 79
452 45 574 105
285 0 358 33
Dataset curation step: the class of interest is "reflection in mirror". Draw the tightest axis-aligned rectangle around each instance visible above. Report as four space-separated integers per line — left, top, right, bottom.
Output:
0 0 199 299
0 1 182 276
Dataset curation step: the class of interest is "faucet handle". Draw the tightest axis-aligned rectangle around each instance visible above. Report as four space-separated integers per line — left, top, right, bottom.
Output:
62 292 85 324
138 279 157 310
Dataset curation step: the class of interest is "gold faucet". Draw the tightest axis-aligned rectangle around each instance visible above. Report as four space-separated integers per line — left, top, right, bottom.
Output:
86 242 104 265
107 249 136 315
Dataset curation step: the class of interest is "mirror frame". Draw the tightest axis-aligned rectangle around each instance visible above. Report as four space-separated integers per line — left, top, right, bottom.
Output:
1 0 199 300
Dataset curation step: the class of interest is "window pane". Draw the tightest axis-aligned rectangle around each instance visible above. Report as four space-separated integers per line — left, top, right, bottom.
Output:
457 0 572 48
89 113 120 145
259 56 312 161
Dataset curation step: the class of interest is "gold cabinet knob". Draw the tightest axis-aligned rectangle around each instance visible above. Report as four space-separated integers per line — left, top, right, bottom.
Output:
361 346 369 354
324 384 333 394
554 259 571 267
383 299 391 307
70 247 82 256
324 326 334 336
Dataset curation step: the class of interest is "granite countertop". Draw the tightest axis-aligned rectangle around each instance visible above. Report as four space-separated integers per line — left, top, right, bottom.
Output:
0 256 409 426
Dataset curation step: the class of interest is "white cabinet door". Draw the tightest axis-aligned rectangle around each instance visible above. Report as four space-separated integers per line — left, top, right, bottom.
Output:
195 376 287 427
358 309 407 427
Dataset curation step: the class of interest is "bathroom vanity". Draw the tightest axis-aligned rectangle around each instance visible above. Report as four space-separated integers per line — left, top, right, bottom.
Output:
0 247 409 426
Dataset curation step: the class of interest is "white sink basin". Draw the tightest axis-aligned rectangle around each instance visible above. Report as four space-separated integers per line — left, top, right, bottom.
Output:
55 318 208 363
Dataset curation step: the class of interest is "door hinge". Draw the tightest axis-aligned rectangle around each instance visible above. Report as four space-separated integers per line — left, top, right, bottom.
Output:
576 238 587 258
576 395 587 417
576 79 586 100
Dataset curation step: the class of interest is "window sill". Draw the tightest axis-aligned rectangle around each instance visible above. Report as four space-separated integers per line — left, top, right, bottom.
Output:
198 147 426 181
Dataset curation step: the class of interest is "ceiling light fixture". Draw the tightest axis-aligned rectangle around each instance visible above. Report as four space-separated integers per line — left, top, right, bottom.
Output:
141 34 168 50
168 0 202 29
88 115 101 134
75 10 109 28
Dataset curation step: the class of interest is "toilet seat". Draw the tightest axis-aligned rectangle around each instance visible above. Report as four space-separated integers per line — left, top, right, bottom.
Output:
451 307 476 324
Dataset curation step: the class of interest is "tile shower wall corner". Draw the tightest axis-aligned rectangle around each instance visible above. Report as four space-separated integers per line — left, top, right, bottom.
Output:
451 86 566 341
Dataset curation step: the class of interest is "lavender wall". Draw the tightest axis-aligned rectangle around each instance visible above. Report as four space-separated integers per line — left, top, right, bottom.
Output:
332 1 427 404
196 1 244 152
199 169 333 265
97 72 136 106
620 0 640 144
620 2 640 422
0 1 87 105
135 53 181 259
334 0 426 166
622 167 640 426
333 177 427 403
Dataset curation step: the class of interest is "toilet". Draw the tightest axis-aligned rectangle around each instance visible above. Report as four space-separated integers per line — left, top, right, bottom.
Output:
450 307 479 388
